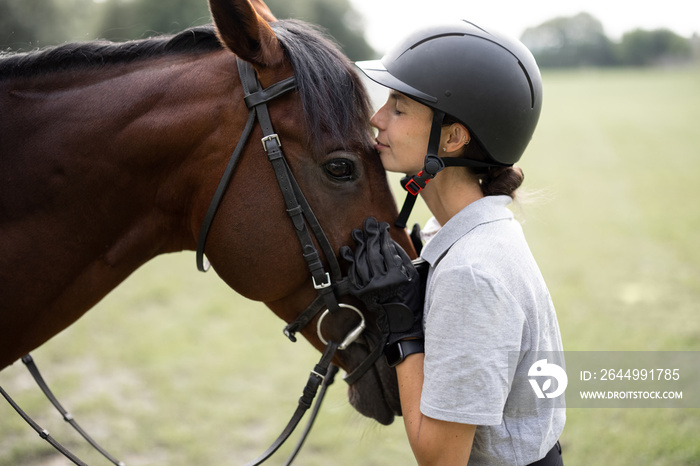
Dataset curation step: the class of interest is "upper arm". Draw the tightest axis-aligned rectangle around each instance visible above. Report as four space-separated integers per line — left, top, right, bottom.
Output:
411 415 476 466
397 354 477 466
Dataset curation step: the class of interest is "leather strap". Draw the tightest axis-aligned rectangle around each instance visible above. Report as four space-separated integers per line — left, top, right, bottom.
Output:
394 110 443 228
0 382 88 466
244 341 340 466
1 345 341 466
196 106 258 271
282 364 339 465
21 354 126 466
343 332 388 385
195 64 297 272
237 60 341 315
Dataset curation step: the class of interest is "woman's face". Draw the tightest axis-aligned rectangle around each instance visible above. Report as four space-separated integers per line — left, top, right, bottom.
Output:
370 91 433 175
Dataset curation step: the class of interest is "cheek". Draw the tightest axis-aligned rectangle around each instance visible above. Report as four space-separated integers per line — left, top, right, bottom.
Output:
383 118 431 173
378 149 400 173
383 145 424 175
400 129 429 167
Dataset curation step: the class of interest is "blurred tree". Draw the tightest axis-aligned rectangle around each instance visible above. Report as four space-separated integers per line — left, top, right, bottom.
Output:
617 28 693 66
5 2 692 67
264 0 375 60
94 0 374 59
520 13 617 67
1 0 374 59
0 0 63 50
96 0 211 41
1 0 116 51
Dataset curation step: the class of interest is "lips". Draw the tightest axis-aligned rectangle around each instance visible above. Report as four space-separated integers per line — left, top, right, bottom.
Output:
374 139 389 151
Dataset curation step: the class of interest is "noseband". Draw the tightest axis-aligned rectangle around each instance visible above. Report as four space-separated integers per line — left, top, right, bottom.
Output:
0 59 386 466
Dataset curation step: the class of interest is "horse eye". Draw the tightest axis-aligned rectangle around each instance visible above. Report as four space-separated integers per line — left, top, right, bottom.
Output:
324 159 355 181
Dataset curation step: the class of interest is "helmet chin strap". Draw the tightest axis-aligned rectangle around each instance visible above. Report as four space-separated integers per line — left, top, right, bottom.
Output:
394 110 444 228
394 110 500 229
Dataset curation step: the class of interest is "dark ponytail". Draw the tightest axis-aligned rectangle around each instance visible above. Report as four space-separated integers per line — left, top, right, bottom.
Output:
479 166 524 198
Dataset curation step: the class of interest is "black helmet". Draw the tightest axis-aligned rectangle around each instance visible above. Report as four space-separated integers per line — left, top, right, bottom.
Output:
357 20 542 166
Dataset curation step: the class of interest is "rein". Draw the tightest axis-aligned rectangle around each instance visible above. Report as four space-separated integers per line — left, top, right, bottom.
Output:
0 59 385 465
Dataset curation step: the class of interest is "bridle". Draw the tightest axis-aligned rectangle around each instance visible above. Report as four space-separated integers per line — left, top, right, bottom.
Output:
197 58 387 383
0 59 386 465
195 58 387 463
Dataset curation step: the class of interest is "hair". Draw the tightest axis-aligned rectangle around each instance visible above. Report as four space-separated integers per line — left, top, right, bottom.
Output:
0 26 222 79
442 114 524 199
0 20 372 152
270 20 373 151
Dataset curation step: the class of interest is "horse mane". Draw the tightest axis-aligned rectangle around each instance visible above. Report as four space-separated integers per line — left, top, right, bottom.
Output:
0 19 372 151
0 26 222 79
270 20 373 150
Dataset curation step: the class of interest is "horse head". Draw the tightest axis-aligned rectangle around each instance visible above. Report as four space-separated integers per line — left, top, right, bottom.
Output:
199 0 415 425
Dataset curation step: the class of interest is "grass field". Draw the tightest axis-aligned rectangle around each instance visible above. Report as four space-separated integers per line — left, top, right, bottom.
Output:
1 67 699 465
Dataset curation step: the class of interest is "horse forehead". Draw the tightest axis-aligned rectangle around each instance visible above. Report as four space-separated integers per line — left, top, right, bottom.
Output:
266 99 363 154
256 59 295 89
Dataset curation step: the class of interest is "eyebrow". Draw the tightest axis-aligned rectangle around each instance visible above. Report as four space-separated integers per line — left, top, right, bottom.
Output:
389 90 406 102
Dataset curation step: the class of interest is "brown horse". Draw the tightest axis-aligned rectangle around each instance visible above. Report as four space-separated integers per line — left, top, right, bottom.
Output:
0 0 413 425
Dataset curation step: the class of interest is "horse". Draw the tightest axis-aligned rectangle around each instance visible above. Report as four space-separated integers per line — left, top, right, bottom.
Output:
0 0 414 427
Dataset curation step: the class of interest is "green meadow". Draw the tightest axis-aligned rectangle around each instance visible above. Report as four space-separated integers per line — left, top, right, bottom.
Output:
1 67 699 465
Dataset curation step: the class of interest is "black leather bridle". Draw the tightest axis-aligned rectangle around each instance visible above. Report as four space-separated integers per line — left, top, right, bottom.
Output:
197 58 345 329
195 58 387 465
196 58 387 378
0 59 387 466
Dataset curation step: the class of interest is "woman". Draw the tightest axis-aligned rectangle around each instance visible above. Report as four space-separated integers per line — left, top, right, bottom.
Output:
347 20 565 465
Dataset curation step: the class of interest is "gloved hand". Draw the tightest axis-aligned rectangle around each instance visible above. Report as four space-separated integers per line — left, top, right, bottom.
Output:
340 217 424 348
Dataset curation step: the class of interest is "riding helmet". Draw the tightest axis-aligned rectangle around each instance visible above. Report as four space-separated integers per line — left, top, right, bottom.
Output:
356 20 543 166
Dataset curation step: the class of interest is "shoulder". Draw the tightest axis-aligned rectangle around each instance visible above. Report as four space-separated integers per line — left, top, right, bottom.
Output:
436 210 535 284
427 261 526 328
422 195 521 268
426 206 550 322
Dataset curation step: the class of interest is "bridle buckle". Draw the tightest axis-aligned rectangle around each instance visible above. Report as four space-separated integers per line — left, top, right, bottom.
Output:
261 134 282 151
312 272 331 290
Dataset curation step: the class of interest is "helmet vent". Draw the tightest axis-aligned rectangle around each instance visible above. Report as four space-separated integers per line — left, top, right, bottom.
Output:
519 60 536 109
408 33 466 52
461 20 490 35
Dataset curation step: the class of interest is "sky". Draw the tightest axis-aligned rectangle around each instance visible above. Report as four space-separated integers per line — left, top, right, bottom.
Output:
347 0 700 54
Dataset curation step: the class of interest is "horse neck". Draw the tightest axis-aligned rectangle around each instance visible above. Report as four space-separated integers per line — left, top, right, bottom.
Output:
8 50 240 249
0 51 243 366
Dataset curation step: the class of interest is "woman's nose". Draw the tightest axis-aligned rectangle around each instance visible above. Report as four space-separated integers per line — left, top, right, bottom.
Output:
370 107 384 130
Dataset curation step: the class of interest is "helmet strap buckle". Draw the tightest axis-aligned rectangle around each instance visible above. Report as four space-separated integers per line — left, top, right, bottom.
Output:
402 154 445 195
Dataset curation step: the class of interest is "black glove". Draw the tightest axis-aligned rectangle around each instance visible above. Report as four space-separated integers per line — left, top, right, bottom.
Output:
410 222 424 256
340 217 424 348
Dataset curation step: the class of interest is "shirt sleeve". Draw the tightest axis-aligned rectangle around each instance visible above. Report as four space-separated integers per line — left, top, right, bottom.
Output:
420 264 527 426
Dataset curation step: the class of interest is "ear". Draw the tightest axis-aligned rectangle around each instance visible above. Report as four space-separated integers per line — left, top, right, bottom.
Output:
442 123 471 153
208 0 284 69
249 0 277 22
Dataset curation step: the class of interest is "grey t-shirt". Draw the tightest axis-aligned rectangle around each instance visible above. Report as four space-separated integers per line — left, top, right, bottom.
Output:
419 195 565 466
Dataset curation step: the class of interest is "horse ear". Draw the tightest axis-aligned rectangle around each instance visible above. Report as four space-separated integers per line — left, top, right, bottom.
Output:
208 0 284 68
249 0 277 22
